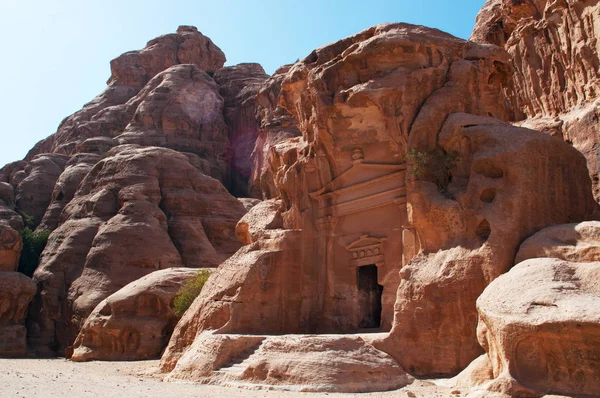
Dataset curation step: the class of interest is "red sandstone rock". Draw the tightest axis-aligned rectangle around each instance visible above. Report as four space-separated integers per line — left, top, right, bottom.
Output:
214 63 269 196
0 225 22 272
471 0 600 201
26 26 226 159
475 258 600 397
14 154 69 227
27 145 246 356
0 271 36 357
116 64 231 183
71 267 203 361
516 221 600 264
376 113 598 376
166 332 412 393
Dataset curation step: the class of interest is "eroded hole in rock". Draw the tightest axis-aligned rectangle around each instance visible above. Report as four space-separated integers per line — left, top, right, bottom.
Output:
480 188 496 203
476 219 491 241
473 161 504 179
357 265 383 329
56 191 64 201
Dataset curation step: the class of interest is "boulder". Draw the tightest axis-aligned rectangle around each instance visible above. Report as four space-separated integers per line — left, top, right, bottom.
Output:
376 113 599 376
0 271 36 357
516 221 600 264
475 258 600 397
0 225 22 272
71 267 202 361
165 332 412 393
27 145 246 356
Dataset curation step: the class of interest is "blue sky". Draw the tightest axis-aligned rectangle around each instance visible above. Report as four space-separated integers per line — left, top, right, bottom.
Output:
0 0 485 167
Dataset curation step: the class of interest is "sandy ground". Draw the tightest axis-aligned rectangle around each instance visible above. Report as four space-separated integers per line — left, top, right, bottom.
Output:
0 359 571 398
0 359 459 398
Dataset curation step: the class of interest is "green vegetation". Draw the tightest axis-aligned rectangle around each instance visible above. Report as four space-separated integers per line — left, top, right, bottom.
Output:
172 269 212 317
408 146 458 192
18 227 50 277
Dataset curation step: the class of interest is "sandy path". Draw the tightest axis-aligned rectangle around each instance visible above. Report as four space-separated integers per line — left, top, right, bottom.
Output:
0 359 455 398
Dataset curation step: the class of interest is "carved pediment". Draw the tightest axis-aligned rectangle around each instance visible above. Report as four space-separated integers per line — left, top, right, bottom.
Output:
345 235 387 267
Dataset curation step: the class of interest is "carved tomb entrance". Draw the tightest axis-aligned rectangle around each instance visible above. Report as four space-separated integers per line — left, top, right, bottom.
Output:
357 264 383 329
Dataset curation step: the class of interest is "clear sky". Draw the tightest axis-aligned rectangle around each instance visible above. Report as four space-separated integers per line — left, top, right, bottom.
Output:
0 0 485 167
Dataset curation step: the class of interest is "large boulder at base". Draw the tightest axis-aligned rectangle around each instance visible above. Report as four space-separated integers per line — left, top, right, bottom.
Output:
165 332 412 393
471 0 600 201
375 113 599 377
516 221 600 264
27 145 246 356
0 271 36 357
475 258 600 397
71 267 202 361
0 225 22 272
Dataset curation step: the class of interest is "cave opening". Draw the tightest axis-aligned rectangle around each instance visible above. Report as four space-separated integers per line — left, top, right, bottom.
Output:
357 265 383 329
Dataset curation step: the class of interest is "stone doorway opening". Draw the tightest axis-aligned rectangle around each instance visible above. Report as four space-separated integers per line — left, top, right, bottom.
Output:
357 265 383 329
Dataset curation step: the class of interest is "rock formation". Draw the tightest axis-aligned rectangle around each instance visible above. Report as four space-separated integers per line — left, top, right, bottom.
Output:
71 267 203 361
474 258 600 397
160 22 599 389
0 226 36 357
471 0 600 201
27 146 246 356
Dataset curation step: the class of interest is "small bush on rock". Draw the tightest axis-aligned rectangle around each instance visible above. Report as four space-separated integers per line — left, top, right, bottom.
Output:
18 228 50 277
408 146 458 192
173 269 211 317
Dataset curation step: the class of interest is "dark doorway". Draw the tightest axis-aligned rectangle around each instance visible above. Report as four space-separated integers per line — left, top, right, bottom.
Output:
357 265 383 329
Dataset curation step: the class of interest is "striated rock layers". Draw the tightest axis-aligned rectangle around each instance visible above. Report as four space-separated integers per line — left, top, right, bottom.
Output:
27 146 246 356
160 22 598 389
71 267 203 361
471 0 600 201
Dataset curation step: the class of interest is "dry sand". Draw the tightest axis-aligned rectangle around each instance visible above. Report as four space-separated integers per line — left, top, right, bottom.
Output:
0 359 570 398
0 358 457 398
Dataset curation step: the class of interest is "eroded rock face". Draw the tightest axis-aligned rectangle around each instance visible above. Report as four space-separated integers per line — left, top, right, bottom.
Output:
471 0 600 201
214 63 270 197
516 221 600 263
0 271 36 357
27 145 246 356
475 258 600 397
165 332 412 393
71 267 202 361
27 26 226 159
0 225 22 272
376 113 598 377
161 23 524 381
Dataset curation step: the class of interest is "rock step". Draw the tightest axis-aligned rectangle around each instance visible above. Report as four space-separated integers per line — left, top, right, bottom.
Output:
214 341 264 377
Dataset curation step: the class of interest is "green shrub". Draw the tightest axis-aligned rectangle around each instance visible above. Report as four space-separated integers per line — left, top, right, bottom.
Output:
407 146 458 192
18 227 50 277
172 270 211 317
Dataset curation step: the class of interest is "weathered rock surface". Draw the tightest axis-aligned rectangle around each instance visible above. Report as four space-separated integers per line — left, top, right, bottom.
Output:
0 271 36 357
165 332 412 393
377 113 598 377
516 221 600 264
71 267 202 361
249 64 301 199
13 154 69 227
475 258 600 397
0 225 22 272
471 0 600 201
37 154 100 232
28 145 246 356
27 26 226 159
214 63 270 196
